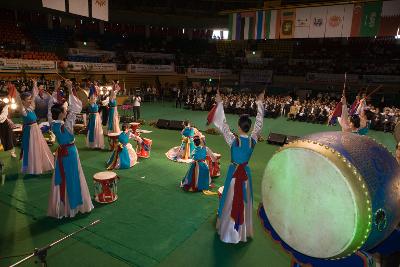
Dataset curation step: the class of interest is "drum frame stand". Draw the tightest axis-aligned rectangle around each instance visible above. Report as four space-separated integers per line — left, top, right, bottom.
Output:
6 220 101 267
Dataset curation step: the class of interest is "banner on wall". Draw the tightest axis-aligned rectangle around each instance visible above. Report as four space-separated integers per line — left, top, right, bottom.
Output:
68 48 116 58
127 64 175 73
69 0 89 17
280 9 296 39
187 68 233 76
63 61 117 72
306 73 359 83
127 52 175 60
92 0 109 21
294 8 311 38
240 69 273 84
363 75 400 84
0 58 56 70
42 0 66 11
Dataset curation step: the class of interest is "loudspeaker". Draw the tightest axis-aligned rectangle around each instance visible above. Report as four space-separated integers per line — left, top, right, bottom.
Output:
267 132 287 146
156 119 170 129
285 135 300 144
169 120 184 130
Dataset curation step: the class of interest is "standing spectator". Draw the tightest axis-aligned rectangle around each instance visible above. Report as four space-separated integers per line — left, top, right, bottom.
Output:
132 93 141 122
175 88 182 108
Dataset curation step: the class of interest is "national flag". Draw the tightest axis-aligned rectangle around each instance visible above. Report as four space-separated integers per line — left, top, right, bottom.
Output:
42 0 66 12
379 0 400 36
92 0 109 21
309 6 328 38
294 8 311 38
360 1 382 37
255 11 266 39
280 9 296 39
265 10 279 39
325 5 345 38
69 0 89 17
241 12 256 40
342 4 354 37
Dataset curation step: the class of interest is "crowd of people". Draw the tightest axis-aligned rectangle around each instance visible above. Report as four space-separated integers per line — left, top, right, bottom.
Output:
178 88 399 133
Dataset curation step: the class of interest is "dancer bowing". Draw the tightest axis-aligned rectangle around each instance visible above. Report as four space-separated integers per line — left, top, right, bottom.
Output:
181 135 216 192
48 79 93 218
165 120 197 163
106 124 143 170
87 88 104 149
106 81 120 134
209 90 265 244
19 79 54 174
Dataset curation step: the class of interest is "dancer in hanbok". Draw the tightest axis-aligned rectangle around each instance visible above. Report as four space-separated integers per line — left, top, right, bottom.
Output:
208 90 265 244
165 120 197 163
106 82 120 134
181 135 216 192
19 79 54 174
107 124 143 170
86 87 104 149
0 100 16 158
338 96 366 135
48 79 93 218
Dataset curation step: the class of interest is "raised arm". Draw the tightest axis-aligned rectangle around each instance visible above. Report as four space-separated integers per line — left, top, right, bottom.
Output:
338 96 351 132
251 91 265 142
30 79 39 110
64 80 82 134
212 92 235 146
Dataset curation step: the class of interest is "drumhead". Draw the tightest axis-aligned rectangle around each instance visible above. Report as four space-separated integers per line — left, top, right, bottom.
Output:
262 148 358 258
94 171 117 180
107 132 121 137
129 122 140 126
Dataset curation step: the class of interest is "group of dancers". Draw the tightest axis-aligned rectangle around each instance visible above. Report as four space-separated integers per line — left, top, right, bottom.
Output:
1 78 398 246
0 78 151 219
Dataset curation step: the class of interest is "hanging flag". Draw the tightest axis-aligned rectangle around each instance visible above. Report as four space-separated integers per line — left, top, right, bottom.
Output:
69 0 89 17
255 11 265 39
350 3 363 37
342 4 354 37
236 13 242 40
92 0 109 21
228 13 235 40
42 0 66 11
325 5 345 37
309 6 328 38
280 9 296 39
294 8 311 38
241 12 256 40
379 0 400 36
265 10 279 39
360 1 382 37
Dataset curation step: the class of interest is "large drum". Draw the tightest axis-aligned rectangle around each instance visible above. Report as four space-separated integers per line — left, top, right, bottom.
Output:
207 153 221 178
262 131 400 259
93 171 119 203
107 132 120 150
137 138 152 158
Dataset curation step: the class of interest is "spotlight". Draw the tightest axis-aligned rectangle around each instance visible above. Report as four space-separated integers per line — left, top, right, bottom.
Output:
11 103 17 110
3 98 9 104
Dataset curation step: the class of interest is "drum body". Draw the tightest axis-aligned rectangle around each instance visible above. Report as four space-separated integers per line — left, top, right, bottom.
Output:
93 171 118 203
107 132 120 150
137 138 152 158
207 153 221 177
262 131 400 259
218 186 224 199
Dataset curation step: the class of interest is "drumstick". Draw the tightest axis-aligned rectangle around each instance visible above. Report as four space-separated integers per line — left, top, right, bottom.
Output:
56 72 68 81
366 85 383 99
